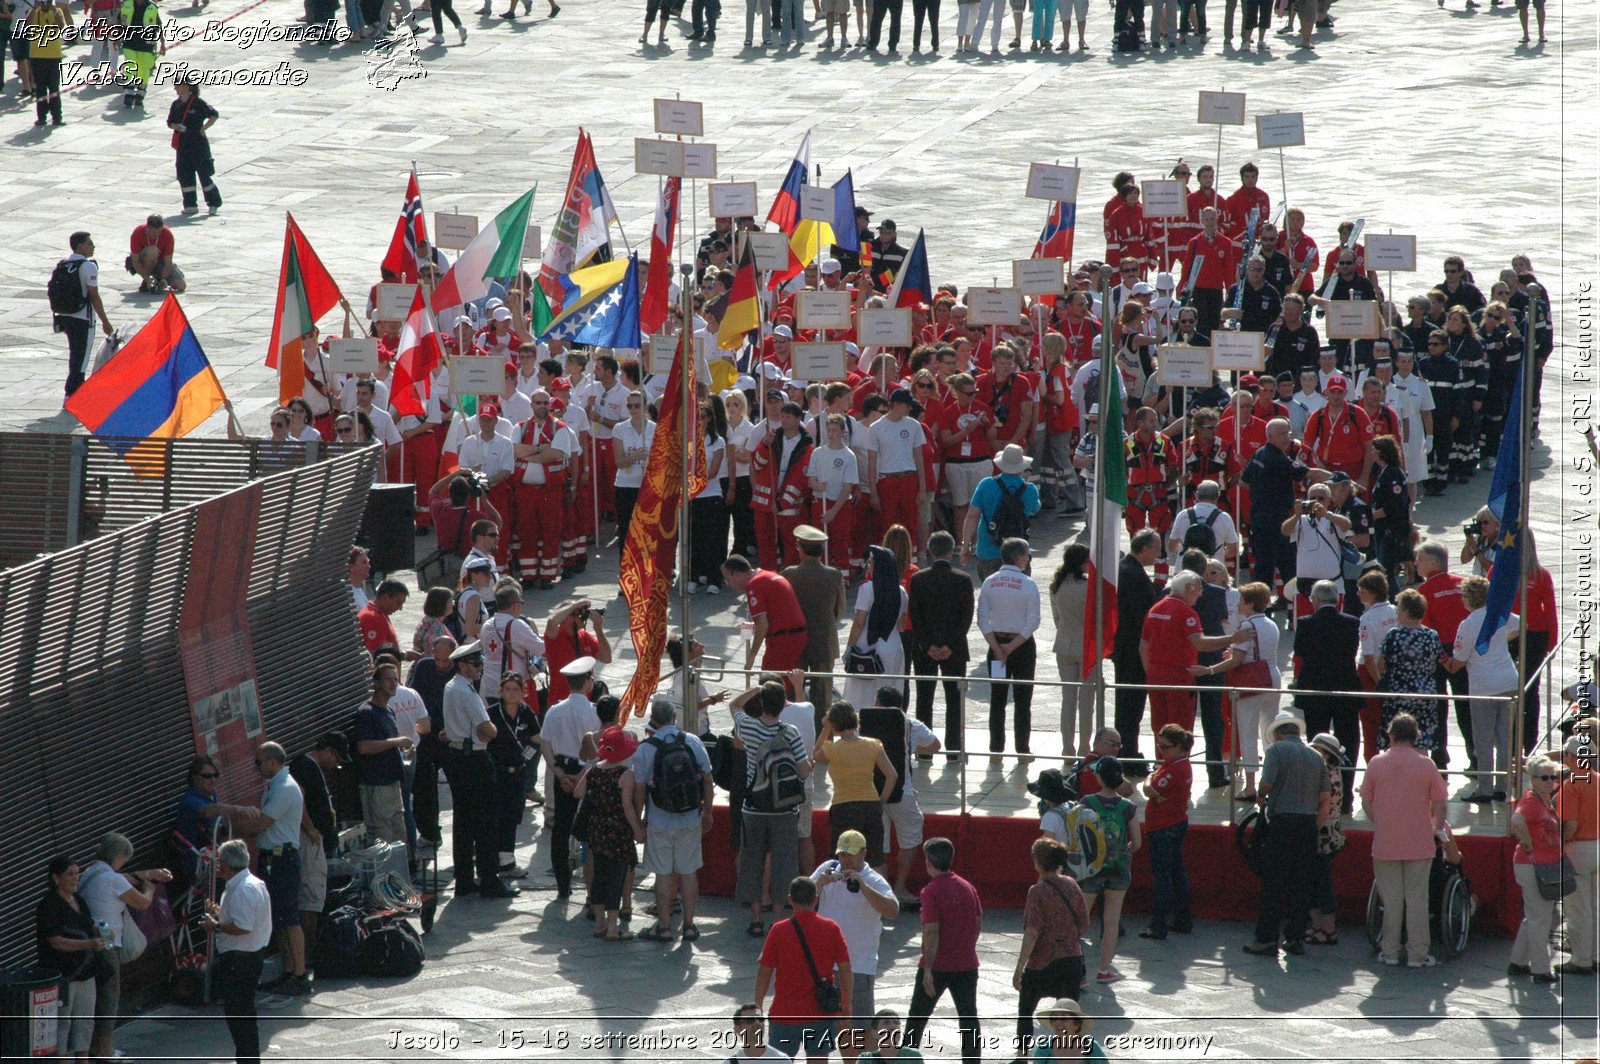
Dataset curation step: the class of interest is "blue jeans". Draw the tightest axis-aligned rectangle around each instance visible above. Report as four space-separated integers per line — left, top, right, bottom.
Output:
345 0 365 33
770 1021 836 1058
1146 822 1191 934
776 0 801 40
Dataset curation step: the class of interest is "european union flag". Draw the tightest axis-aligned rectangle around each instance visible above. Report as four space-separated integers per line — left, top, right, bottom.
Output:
1477 376 1524 652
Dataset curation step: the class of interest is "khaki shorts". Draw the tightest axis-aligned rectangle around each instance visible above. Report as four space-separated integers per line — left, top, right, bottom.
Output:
883 788 926 850
643 825 704 876
796 791 815 839
298 835 328 912
820 0 849 14
944 459 992 506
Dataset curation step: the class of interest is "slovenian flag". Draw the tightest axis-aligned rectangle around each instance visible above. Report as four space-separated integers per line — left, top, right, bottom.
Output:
886 228 931 308
1034 199 1076 262
767 131 811 237
538 255 641 350
430 186 537 314
65 295 227 477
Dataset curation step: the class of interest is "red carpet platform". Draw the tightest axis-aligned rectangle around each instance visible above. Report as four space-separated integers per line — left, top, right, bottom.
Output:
697 808 1523 937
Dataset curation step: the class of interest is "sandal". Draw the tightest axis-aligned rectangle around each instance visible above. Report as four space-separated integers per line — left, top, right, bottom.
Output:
619 909 633 923
682 924 701 941
639 924 674 942
592 929 608 938
746 920 765 937
605 930 635 941
1305 929 1338 946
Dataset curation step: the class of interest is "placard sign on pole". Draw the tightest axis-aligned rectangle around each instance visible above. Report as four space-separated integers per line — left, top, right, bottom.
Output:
708 181 758 217
653 97 705 137
967 287 1023 326
792 342 847 382
1158 344 1214 388
1210 331 1267 372
1197 90 1247 125
635 137 685 177
1255 112 1306 150
327 338 380 375
797 290 853 330
1141 180 1188 218
800 185 835 223
1324 301 1383 340
375 283 418 322
746 231 791 272
1012 258 1065 296
522 224 544 260
448 356 502 396
1025 163 1081 202
683 142 719 180
858 308 914 347
1366 234 1417 272
647 334 678 375
433 212 479 250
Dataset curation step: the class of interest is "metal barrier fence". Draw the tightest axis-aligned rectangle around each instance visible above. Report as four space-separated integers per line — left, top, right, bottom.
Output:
0 431 365 569
0 445 380 970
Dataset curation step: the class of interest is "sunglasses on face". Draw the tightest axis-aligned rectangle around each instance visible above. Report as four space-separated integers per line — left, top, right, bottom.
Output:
336 425 356 434
196 772 219 780
1534 774 1560 781
1445 268 1461 275
484 531 500 538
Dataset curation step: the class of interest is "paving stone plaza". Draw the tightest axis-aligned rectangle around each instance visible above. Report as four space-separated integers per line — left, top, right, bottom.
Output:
3 0 1599 1057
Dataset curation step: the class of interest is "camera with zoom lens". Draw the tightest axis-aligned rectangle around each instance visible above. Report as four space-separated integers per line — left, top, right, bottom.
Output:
1463 519 1482 538
464 470 490 497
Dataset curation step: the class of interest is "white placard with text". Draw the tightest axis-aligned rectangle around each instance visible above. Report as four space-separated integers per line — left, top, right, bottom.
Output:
1324 300 1383 340
1255 112 1306 150
1209 331 1266 372
708 181 758 218
1366 234 1417 272
1158 344 1214 388
327 338 380 376
1026 163 1081 202
967 287 1023 326
793 342 847 382
433 212 479 250
635 137 685 177
1012 258 1065 296
522 225 544 260
448 356 501 397
647 333 678 375
797 290 853 330
683 142 719 180
800 185 835 223
653 97 705 137
375 283 417 322
858 308 913 347
1197 90 1247 126
745 232 791 273
1141 179 1188 218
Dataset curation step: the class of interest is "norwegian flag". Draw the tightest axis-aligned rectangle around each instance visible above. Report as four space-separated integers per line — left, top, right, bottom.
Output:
381 168 428 284
641 176 681 335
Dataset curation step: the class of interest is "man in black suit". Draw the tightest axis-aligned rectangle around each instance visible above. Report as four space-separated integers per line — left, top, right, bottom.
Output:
1292 579 1361 812
908 530 974 755
1113 529 1163 759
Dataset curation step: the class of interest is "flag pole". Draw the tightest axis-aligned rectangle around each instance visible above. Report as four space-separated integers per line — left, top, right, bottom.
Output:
1093 261 1115 732
678 261 698 736
1510 283 1541 791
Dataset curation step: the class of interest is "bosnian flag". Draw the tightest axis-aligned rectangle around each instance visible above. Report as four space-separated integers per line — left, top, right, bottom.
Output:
1034 199 1076 262
1083 358 1128 676
885 228 931 308
390 287 444 420
641 176 681 335
766 131 811 237
429 186 537 314
381 167 428 283
538 256 641 350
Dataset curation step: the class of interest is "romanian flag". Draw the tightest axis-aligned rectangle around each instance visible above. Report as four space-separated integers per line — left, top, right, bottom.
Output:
65 295 227 477
718 242 761 350
886 228 931 308
266 214 343 408
766 131 811 236
619 329 708 716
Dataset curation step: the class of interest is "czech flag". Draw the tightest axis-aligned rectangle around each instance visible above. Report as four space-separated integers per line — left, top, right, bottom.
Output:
1034 200 1076 263
886 228 931 308
65 294 227 477
766 131 812 236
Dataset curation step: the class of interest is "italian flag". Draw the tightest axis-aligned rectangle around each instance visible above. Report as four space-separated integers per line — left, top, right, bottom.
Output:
1083 373 1127 676
266 214 343 407
429 186 537 314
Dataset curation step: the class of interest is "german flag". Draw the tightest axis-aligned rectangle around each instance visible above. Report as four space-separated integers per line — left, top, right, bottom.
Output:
717 241 761 350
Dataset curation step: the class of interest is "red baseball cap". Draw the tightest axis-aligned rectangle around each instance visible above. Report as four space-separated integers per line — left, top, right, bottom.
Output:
480 402 501 420
504 361 519 376
1324 374 1349 393
1238 373 1260 389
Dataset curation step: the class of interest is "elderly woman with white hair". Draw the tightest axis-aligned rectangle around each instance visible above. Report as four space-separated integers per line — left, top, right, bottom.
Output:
1508 755 1566 983
1449 575 1522 803
201 839 273 1064
77 833 173 1060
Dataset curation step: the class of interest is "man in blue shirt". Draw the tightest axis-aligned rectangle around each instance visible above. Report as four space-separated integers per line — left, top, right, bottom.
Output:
632 697 715 942
252 742 308 996
353 660 413 847
959 444 1041 579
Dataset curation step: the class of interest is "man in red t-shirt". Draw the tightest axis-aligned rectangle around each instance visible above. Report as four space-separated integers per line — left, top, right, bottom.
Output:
1415 542 1473 770
755 877 852 1063
724 556 810 674
1183 207 1238 336
905 836 982 1064
1303 375 1375 484
128 214 185 294
359 579 408 655
1139 571 1237 736
543 598 613 703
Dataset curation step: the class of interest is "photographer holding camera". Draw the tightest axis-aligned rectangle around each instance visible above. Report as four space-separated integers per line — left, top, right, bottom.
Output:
1281 483 1353 620
1459 505 1501 577
428 470 503 568
544 598 613 703
810 831 897 1057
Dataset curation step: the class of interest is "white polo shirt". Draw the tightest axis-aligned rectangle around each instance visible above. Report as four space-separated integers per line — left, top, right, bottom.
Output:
458 433 516 481
807 444 859 502
865 415 925 475
215 869 273 954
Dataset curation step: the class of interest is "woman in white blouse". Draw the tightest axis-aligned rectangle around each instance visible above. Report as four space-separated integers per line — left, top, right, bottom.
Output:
1354 570 1397 767
842 545 908 710
1214 582 1280 801
689 394 730 593
612 390 655 558
722 389 762 563
1450 575 1522 802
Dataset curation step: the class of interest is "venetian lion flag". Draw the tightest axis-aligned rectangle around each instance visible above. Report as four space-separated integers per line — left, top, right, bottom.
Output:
1083 362 1128 676
65 294 227 477
430 185 537 314
619 330 708 716
266 214 343 407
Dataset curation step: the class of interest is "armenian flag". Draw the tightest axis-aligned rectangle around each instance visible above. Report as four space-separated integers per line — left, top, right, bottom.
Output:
65 294 227 476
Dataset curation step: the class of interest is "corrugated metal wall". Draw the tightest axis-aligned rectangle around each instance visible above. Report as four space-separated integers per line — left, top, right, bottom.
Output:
0 445 379 970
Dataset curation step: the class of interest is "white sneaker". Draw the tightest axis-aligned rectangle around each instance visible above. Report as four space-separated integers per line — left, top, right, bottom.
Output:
1407 955 1439 968
457 23 468 40
429 31 445 41
689 582 702 595
706 584 721 595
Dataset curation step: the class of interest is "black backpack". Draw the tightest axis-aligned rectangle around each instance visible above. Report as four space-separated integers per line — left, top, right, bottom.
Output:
1180 506 1222 556
646 731 704 814
986 479 1030 546
359 915 425 977
313 906 366 979
48 258 87 317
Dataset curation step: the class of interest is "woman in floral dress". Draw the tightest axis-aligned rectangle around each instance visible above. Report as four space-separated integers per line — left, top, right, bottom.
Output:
1377 589 1445 758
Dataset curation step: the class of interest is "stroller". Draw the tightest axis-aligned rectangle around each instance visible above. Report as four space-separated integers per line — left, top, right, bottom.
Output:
1364 836 1475 960
168 825 224 1005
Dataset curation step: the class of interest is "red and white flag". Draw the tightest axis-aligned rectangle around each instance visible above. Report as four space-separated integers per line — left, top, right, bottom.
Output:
380 168 428 284
641 176 681 335
389 287 443 419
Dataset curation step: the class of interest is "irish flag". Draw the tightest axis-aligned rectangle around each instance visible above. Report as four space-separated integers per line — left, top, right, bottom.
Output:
266 214 343 407
429 186 537 314
1083 368 1127 676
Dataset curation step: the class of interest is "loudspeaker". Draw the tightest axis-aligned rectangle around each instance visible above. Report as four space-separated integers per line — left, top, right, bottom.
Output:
359 483 416 574
858 706 909 805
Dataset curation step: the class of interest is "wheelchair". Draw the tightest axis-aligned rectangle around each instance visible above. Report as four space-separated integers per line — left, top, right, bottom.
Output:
1364 843 1475 960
